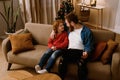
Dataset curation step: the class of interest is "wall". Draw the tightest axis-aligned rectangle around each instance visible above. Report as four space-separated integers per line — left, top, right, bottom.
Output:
0 1 6 36
75 0 120 34
0 0 120 35
113 0 120 34
0 0 24 36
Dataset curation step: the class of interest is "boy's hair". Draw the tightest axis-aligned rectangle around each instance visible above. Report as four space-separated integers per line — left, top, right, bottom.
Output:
53 20 64 34
65 12 78 24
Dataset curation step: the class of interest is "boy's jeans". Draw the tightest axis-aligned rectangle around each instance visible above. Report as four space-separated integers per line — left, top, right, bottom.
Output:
38 48 62 71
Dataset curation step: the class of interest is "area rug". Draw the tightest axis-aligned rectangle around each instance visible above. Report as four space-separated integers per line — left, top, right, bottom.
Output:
22 73 62 80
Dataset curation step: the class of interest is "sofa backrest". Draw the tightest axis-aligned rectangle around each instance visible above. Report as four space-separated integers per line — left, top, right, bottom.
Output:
25 23 53 45
92 29 116 43
25 23 116 45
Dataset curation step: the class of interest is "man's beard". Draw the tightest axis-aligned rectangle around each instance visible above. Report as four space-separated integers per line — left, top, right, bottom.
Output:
69 25 74 32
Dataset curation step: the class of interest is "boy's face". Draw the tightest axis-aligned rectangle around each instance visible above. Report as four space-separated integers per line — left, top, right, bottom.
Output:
58 23 64 32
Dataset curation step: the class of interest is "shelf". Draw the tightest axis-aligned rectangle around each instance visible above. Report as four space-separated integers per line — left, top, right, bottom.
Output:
77 3 105 29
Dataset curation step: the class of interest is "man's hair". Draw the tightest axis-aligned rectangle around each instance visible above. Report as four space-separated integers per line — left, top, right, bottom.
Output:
53 20 64 34
65 12 78 24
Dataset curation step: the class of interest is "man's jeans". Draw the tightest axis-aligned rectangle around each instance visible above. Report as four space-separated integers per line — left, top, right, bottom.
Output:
59 49 88 80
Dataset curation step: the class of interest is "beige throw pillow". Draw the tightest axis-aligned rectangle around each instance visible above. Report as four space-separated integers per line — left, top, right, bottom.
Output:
101 39 119 64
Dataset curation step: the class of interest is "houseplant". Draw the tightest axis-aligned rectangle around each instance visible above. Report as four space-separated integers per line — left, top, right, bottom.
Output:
0 0 19 33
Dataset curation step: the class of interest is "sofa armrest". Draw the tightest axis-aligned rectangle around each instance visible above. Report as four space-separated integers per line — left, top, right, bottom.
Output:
111 44 120 80
2 29 24 61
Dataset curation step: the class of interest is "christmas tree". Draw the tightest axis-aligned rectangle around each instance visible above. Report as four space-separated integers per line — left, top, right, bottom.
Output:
56 0 74 20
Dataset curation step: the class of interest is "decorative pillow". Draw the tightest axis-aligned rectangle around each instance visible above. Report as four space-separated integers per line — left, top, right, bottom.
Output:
91 41 107 61
20 29 38 45
9 33 35 54
101 39 119 64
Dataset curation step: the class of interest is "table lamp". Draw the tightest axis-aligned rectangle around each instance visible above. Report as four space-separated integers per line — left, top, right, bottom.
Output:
90 0 97 7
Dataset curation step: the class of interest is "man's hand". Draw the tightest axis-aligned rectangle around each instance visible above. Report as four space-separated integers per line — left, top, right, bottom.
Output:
81 51 88 59
50 30 56 39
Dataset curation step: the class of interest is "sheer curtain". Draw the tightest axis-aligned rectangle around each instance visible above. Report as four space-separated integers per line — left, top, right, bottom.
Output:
114 0 120 33
18 0 61 24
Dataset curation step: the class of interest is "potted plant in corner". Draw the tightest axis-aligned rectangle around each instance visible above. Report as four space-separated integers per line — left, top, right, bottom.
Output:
0 0 19 34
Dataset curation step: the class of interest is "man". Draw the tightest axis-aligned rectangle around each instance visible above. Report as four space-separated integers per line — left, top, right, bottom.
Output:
59 12 94 80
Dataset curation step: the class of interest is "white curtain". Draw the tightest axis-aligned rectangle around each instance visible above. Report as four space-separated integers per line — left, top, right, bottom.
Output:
114 0 120 34
18 0 61 24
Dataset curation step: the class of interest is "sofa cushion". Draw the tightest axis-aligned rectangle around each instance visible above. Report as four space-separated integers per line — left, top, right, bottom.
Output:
91 41 107 61
9 33 34 54
7 44 60 73
101 39 119 64
92 29 115 43
7 45 47 67
25 23 53 45
87 61 111 80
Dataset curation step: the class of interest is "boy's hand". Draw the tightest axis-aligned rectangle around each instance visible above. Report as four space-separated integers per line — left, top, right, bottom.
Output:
51 46 56 51
81 51 88 59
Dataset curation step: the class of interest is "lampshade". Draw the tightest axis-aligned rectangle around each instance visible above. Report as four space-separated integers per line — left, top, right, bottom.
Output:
80 0 90 6
85 0 90 5
90 0 97 6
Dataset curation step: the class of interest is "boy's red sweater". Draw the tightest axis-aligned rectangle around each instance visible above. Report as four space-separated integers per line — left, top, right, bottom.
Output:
48 31 68 49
